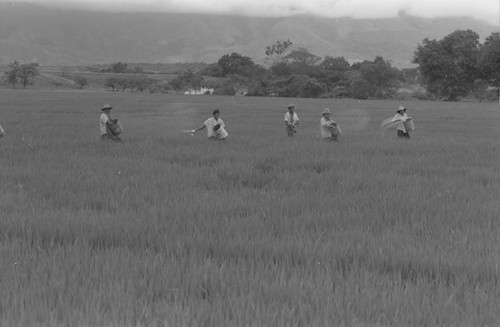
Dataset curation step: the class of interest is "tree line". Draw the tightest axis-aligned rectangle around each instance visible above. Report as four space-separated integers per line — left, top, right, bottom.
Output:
3 29 500 101
159 29 500 101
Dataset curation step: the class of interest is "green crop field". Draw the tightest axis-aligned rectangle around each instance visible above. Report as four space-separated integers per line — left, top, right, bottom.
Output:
1 90 499 326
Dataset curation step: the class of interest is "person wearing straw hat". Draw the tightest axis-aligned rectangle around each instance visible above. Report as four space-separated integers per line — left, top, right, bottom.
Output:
284 103 299 137
393 105 411 139
320 108 341 141
100 104 122 142
192 109 228 140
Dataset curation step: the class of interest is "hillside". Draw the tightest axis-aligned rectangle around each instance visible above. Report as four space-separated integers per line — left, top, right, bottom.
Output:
0 2 496 68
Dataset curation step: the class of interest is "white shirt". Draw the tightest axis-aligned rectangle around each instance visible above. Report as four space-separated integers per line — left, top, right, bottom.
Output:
204 117 227 139
393 112 408 132
320 117 337 138
284 112 299 125
100 113 110 135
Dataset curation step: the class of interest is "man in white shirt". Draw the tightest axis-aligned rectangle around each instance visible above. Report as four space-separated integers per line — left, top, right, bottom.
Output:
100 104 122 142
284 103 299 137
193 109 228 140
320 108 341 141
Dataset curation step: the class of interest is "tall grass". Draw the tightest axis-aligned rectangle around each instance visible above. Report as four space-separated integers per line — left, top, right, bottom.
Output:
1 90 500 326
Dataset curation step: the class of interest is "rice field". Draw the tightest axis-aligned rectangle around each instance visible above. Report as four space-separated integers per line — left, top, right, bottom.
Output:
1 89 500 326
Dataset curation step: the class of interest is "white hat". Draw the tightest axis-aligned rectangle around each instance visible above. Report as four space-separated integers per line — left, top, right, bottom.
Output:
396 105 406 112
322 108 331 115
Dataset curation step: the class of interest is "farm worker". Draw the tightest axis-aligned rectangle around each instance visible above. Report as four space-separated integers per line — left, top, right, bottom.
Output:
100 104 122 142
192 109 228 140
393 105 412 139
0 122 5 138
284 103 299 137
320 108 342 141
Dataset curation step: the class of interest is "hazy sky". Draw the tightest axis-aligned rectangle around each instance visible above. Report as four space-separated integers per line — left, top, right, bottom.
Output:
20 0 500 25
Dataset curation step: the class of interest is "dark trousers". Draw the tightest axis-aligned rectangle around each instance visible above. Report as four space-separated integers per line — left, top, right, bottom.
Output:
397 130 410 139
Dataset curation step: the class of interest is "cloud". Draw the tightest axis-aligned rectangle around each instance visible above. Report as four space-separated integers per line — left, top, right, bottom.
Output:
22 0 500 25
166 0 498 24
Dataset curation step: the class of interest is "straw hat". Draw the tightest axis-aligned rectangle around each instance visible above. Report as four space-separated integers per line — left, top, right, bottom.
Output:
287 103 296 109
101 104 113 111
322 108 331 115
396 105 406 112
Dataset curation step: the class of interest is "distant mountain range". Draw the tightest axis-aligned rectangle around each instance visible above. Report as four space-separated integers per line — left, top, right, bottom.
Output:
0 2 496 68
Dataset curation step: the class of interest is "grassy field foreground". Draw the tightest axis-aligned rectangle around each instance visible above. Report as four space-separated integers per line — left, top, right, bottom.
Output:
1 90 500 326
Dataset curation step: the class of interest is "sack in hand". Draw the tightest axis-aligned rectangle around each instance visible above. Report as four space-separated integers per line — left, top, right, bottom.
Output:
404 118 415 131
331 124 342 136
108 120 123 135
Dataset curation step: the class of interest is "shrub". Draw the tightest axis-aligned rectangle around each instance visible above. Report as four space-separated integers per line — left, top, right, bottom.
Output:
148 81 171 94
412 90 430 100
213 83 236 96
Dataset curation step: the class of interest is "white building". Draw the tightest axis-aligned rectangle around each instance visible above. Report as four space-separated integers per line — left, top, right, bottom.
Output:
184 87 214 95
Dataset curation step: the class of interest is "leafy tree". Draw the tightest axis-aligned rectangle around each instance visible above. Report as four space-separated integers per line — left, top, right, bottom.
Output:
401 68 420 84
74 76 88 89
321 56 350 71
472 79 489 101
284 47 321 66
148 80 171 94
413 29 480 101
246 78 272 96
3 61 38 89
270 62 293 77
169 76 184 90
283 62 318 77
213 80 236 95
104 77 118 91
349 78 372 99
217 53 255 77
272 74 313 97
18 63 39 89
354 56 401 98
198 63 223 77
104 77 127 91
300 78 327 98
129 75 153 92
441 30 480 84
265 39 293 66
169 70 203 91
478 32 500 88
4 61 20 89
413 38 452 97
115 77 130 92
111 62 128 73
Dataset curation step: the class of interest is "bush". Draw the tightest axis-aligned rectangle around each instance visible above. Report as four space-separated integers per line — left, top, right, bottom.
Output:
299 79 327 98
148 81 171 94
213 83 236 96
349 79 371 99
412 90 430 100
104 77 118 91
321 86 351 99
74 76 88 89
